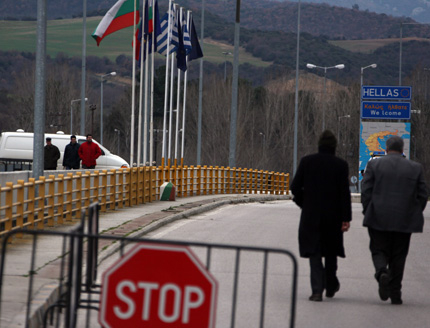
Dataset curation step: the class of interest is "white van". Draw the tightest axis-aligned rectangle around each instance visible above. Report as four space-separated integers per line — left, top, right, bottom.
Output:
0 130 129 170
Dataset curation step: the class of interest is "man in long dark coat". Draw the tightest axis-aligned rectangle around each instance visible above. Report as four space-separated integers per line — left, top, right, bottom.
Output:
291 130 352 302
362 136 427 305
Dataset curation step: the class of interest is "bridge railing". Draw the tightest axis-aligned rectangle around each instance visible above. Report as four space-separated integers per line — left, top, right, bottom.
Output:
0 165 289 238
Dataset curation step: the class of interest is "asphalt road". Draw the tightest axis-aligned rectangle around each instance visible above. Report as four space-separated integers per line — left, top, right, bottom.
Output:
142 200 430 328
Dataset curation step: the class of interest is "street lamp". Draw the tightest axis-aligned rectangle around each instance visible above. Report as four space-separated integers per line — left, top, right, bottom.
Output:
424 67 430 101
70 97 87 134
337 115 350 143
306 63 345 130
114 128 120 155
361 63 377 87
100 72 116 145
222 51 232 81
259 132 266 168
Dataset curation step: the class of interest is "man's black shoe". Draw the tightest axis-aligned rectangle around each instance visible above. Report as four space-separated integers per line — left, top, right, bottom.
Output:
326 282 340 298
378 272 390 301
391 298 403 305
309 294 323 302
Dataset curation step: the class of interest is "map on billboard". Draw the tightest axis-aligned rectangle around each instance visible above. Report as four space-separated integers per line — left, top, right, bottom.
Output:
359 122 411 181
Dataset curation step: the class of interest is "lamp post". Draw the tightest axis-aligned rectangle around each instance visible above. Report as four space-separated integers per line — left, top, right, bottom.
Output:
70 97 87 134
222 51 232 81
293 0 301 175
337 115 350 143
424 67 430 101
306 63 345 131
100 72 116 145
114 128 120 155
358 63 377 192
361 63 377 87
259 132 266 166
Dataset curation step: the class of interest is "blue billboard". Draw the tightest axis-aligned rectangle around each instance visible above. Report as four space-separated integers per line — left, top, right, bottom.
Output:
361 101 411 119
362 86 412 100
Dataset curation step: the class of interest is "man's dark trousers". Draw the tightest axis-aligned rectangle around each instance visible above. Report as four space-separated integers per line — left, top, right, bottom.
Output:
368 228 411 298
309 255 338 294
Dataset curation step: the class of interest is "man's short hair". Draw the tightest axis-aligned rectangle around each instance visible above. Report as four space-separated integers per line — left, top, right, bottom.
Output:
46 137 51 141
71 135 76 139
86 134 92 138
386 136 404 153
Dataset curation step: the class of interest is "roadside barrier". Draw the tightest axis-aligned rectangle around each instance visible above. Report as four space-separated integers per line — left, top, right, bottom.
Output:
0 166 289 238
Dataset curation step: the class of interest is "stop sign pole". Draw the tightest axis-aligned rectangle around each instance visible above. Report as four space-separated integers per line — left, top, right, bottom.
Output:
99 243 218 328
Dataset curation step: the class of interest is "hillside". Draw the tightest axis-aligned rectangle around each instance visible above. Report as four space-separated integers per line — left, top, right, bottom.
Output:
2 13 430 87
2 0 430 40
304 0 430 24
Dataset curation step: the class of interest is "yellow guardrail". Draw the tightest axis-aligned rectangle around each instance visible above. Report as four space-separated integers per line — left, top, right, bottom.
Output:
0 165 289 238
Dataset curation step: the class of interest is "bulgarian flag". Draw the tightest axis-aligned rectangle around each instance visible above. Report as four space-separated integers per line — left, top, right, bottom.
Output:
92 0 140 46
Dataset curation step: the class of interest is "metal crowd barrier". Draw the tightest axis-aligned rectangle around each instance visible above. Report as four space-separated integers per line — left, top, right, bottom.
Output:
0 203 297 328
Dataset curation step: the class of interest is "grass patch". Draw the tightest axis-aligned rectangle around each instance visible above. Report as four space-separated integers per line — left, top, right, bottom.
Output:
0 18 271 67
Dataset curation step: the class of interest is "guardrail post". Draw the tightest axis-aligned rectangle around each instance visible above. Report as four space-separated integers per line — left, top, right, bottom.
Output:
84 171 91 209
101 170 108 211
48 175 55 227
125 168 131 207
5 182 13 233
37 176 46 229
57 174 64 225
66 173 73 221
76 172 83 216
273 172 279 195
196 165 201 195
225 167 231 194
143 166 149 203
16 180 25 235
109 169 117 211
27 178 35 228
150 166 156 202
93 170 100 206
202 166 208 195
118 169 125 209
208 166 213 194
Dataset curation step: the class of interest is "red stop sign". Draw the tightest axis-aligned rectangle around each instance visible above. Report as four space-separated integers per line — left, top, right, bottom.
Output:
99 243 218 328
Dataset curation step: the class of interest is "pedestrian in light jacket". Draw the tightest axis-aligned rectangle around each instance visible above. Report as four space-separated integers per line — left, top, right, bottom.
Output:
361 135 428 305
290 130 352 302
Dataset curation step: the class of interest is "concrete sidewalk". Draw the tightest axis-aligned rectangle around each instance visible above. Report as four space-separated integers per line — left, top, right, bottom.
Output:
0 193 293 328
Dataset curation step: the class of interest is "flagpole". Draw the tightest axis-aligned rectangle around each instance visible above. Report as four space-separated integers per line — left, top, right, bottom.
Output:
138 5 147 167
161 0 173 167
168 4 177 167
130 0 137 167
150 0 156 165
143 36 150 165
174 7 183 167
181 10 191 167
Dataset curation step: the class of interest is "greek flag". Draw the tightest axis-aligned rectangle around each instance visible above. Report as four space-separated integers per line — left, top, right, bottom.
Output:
182 18 192 55
157 4 178 55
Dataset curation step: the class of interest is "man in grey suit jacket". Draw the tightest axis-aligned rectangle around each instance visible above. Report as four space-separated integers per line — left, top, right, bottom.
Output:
362 136 428 305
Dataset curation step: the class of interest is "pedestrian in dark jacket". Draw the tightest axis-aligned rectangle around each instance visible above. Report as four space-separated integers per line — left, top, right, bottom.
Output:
361 136 428 305
290 130 352 302
63 135 81 169
78 134 102 169
44 137 61 170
